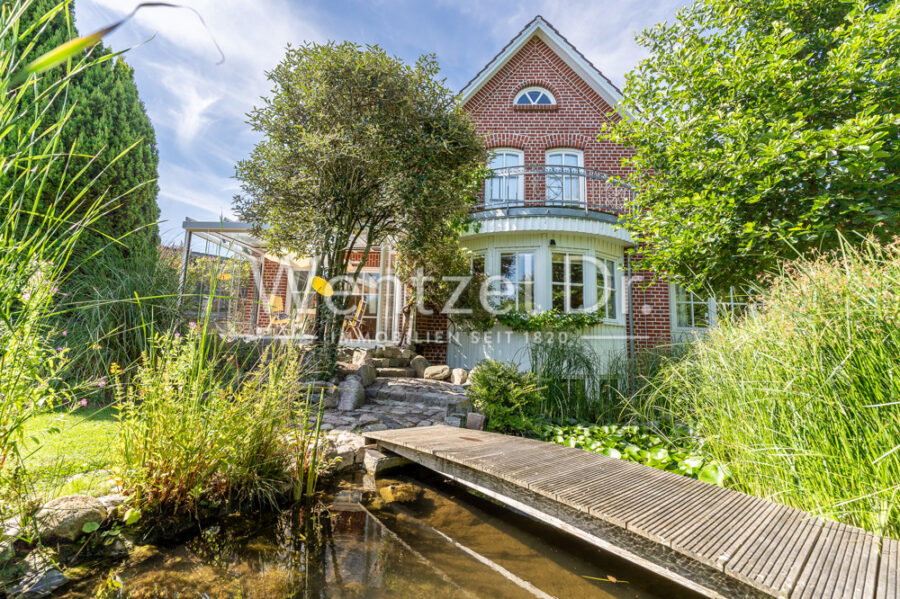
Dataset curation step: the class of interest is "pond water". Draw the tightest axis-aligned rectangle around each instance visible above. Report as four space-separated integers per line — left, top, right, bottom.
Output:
59 466 699 598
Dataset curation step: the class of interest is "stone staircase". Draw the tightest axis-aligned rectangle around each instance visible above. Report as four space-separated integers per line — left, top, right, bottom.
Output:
370 347 416 378
365 378 469 428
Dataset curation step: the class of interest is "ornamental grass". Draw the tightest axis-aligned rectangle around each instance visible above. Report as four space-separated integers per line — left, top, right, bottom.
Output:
643 238 900 537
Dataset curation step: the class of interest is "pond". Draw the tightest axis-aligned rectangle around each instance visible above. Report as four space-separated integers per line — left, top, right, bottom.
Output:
59 466 700 598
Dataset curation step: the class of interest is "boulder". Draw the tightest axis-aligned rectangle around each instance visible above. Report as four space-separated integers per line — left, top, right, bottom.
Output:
322 431 366 471
357 364 377 387
423 365 451 381
98 494 128 519
337 376 366 411
400 348 414 360
378 483 421 504
33 495 106 542
362 448 410 474
7 549 68 599
382 346 402 359
301 381 339 408
450 368 468 385
351 348 375 365
410 355 430 378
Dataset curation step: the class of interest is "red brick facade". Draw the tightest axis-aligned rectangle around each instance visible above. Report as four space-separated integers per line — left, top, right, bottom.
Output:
462 31 671 355
413 312 450 363
245 258 290 327
464 36 633 214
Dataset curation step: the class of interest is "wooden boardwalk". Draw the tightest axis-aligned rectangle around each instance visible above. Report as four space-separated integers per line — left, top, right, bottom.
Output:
365 425 896 599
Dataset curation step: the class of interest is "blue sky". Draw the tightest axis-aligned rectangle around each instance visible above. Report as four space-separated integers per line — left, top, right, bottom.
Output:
76 0 685 245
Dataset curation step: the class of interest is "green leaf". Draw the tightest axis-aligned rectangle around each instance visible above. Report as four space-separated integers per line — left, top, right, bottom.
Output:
82 521 100 533
698 463 729 486
123 507 142 526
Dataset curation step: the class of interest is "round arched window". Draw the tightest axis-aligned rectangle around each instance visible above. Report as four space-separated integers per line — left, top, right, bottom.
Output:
513 86 556 107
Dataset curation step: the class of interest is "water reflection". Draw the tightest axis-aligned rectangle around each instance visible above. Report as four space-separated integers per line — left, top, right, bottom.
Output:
60 468 695 598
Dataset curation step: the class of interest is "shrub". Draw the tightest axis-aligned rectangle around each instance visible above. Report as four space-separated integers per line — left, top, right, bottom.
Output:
468 360 543 434
643 238 900 537
114 325 320 520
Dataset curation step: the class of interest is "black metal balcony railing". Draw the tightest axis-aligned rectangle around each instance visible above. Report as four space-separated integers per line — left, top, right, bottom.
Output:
473 164 633 216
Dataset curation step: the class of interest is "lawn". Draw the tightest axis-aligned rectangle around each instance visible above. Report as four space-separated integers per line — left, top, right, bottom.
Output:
19 406 118 499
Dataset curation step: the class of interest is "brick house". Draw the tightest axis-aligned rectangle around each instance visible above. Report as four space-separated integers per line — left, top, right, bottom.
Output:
181 16 727 371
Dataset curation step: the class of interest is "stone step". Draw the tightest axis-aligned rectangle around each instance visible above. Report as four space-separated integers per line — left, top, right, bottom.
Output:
376 367 416 378
370 357 410 369
365 380 469 415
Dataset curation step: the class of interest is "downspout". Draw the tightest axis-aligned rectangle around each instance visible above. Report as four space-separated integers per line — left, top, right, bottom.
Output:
627 252 635 360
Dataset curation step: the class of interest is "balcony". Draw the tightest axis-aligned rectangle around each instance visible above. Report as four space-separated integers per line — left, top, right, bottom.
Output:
473 164 633 218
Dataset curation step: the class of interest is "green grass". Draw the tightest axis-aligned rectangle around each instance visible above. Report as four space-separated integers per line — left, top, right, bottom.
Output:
19 406 118 499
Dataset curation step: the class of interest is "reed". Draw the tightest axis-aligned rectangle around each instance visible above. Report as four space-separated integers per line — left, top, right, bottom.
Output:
641 238 900 537
114 317 321 518
528 337 620 422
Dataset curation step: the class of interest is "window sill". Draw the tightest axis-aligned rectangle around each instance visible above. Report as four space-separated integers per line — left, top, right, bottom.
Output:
514 104 558 112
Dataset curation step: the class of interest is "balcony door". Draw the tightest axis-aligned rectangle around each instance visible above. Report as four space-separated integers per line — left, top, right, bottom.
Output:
545 149 584 207
486 149 524 207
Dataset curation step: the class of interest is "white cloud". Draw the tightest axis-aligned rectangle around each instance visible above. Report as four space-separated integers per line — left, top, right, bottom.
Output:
73 0 685 244
436 0 682 86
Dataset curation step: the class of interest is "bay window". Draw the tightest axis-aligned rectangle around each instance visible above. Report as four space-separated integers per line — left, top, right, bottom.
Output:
499 251 534 312
551 252 584 312
596 258 617 319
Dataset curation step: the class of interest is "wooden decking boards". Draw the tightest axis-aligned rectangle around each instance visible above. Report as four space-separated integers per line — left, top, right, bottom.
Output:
365 425 896 599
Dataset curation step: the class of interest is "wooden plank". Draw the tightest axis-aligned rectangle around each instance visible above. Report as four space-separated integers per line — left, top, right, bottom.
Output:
878 536 899 599
434 439 514 460
669 489 782 570
368 427 885 599
792 519 879 599
622 480 737 543
724 503 823 597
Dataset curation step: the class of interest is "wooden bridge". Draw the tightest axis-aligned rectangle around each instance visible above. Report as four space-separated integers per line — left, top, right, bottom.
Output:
365 425 898 599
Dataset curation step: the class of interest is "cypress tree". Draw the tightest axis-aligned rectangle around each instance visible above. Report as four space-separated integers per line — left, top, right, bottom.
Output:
17 0 160 265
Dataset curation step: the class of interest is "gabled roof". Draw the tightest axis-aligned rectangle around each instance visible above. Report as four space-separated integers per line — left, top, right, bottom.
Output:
460 16 624 110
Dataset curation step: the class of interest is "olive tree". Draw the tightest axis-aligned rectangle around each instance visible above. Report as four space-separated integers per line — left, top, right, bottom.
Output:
235 42 484 372
606 0 900 293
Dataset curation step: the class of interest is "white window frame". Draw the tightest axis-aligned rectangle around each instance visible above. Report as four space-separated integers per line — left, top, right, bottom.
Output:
485 148 524 206
513 86 557 106
670 284 755 333
545 149 585 206
595 256 618 321
470 251 486 276
671 284 712 331
497 249 536 313
551 251 586 313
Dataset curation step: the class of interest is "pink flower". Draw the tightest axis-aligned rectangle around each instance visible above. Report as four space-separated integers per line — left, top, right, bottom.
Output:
174 332 181 338
62 331 67 336
189 321 197 329
23 292 31 300
97 378 107 388
57 346 64 352
80 399 88 407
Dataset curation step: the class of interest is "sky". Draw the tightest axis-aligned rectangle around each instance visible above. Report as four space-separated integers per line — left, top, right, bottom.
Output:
75 0 685 245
